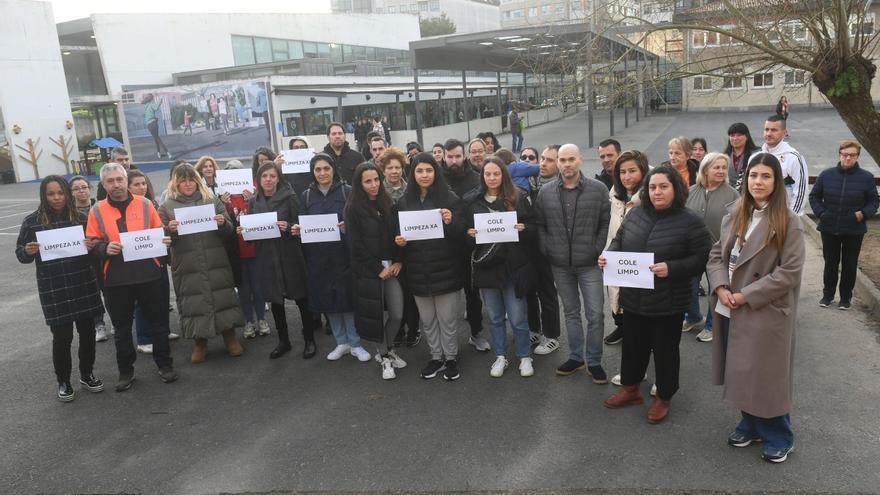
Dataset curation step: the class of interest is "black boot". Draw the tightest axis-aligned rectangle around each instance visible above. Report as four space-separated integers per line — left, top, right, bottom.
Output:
270 326 292 359
302 339 316 359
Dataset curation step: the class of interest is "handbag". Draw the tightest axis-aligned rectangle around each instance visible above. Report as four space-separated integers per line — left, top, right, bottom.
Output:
471 242 504 267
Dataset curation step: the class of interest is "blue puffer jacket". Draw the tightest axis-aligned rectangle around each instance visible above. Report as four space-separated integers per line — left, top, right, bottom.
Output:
809 163 879 235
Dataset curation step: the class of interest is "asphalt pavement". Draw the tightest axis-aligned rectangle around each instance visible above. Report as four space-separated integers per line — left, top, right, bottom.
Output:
1 108 879 495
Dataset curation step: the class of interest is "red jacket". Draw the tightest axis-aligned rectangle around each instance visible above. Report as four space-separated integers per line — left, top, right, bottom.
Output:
225 194 256 258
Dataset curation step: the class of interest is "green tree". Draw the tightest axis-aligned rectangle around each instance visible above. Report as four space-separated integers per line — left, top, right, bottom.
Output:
420 13 457 37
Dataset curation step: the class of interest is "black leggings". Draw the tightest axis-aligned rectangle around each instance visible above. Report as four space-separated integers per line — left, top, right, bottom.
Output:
49 318 96 384
620 311 683 401
270 298 315 344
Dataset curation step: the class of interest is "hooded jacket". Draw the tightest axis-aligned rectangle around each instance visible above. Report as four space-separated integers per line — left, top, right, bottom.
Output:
322 141 364 185
751 141 808 215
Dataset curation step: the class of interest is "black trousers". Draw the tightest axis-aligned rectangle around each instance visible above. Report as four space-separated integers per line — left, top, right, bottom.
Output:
821 232 864 301
104 278 172 373
462 259 483 336
620 311 683 401
526 251 560 339
399 281 420 337
271 298 315 344
49 318 96 384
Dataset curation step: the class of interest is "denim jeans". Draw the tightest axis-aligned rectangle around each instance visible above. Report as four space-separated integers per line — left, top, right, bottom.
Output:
685 276 704 324
736 412 794 455
238 258 266 322
511 132 524 153
327 312 360 348
551 265 604 366
481 283 531 358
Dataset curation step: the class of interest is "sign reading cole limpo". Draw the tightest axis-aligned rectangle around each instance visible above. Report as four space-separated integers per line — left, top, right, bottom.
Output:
474 211 519 244
119 228 167 262
602 251 655 289
398 209 444 241
174 204 218 236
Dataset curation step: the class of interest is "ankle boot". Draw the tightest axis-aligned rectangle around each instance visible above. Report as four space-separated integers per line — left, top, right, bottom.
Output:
604 384 644 409
222 329 244 357
270 325 292 359
302 339 316 359
191 338 208 364
647 397 671 424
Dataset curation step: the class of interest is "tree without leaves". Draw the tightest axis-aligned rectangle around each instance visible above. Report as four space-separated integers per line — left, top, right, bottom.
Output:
420 13 457 37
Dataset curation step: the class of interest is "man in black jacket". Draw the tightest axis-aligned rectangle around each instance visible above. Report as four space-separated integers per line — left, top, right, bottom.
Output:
442 138 489 352
322 122 364 185
595 139 619 190
96 147 137 200
535 144 610 382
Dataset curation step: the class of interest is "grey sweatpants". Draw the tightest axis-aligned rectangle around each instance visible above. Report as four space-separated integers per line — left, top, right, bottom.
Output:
414 290 462 360
377 277 404 356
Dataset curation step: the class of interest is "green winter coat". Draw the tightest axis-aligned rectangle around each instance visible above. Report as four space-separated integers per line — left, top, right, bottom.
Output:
159 191 244 339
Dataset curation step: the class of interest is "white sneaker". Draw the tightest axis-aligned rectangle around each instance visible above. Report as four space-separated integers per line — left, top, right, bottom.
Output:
651 384 657 396
534 337 559 355
529 332 541 346
168 332 180 341
136 344 153 354
95 324 109 342
351 346 372 362
490 356 508 377
682 317 706 332
519 357 534 377
257 319 270 336
387 349 407 368
242 322 256 339
469 335 491 352
327 344 351 361
381 357 396 380
696 328 713 342
611 373 622 386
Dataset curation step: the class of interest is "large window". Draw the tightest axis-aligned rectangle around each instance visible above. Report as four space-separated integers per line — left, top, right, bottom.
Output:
752 72 773 88
230 35 407 66
529 7 538 16
722 72 743 89
289 40 304 60
784 69 806 86
232 35 255 65
254 37 272 64
272 39 289 61
692 75 712 91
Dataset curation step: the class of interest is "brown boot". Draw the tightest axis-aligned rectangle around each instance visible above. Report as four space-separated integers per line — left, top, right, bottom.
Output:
191 338 208 364
604 384 644 408
647 397 670 424
222 329 244 357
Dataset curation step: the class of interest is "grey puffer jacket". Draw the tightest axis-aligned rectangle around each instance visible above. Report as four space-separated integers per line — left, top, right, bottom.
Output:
535 175 610 268
159 191 244 338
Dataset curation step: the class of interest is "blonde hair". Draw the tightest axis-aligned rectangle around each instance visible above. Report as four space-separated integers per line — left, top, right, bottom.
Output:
838 140 861 154
166 163 214 200
195 155 219 177
668 136 692 157
697 152 730 187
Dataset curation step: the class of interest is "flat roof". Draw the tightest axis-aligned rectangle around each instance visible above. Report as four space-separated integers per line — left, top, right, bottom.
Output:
273 82 520 97
409 24 658 73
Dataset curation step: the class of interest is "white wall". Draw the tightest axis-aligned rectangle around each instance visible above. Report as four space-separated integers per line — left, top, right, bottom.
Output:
437 0 500 34
0 0 79 181
92 13 422 94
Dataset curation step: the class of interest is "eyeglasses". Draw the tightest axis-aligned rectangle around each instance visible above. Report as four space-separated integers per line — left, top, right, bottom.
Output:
520 154 537 161
840 152 859 159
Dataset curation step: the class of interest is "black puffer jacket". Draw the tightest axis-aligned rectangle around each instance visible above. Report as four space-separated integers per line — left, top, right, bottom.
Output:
397 192 464 297
609 205 712 316
346 201 401 343
464 190 536 297
534 175 610 268
322 142 364 185
809 163 879 235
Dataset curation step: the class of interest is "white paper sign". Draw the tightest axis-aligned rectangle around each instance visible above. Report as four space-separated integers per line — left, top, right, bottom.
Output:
120 227 167 262
474 211 519 244
240 212 281 241
35 225 87 261
602 251 655 289
715 299 731 318
299 213 341 243
175 204 218 236
399 209 444 241
215 169 254 195
282 149 315 174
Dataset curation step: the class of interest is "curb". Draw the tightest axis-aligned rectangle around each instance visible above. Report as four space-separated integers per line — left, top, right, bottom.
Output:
801 215 880 319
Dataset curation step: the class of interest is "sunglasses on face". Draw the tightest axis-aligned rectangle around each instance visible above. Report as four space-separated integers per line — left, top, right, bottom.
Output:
521 154 537 160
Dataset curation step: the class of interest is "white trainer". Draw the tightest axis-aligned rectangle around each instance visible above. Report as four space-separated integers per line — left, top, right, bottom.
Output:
534 337 559 355
242 322 256 339
381 357 396 380
351 346 372 362
651 384 658 396
168 332 180 341
388 349 407 368
519 357 534 377
95 324 109 342
469 335 491 352
136 344 153 354
257 319 271 336
490 356 508 377
327 344 351 361
529 332 541 346
611 373 622 386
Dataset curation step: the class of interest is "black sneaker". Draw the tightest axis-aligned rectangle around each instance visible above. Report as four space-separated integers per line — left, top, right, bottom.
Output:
443 359 460 381
420 359 446 379
556 359 586 376
819 297 831 308
604 327 623 345
838 299 852 310
57 382 75 402
79 374 104 393
405 332 421 348
587 365 608 384
115 371 135 392
158 366 178 384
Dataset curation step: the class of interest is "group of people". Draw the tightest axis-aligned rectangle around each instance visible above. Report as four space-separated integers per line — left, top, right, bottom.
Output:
16 113 879 465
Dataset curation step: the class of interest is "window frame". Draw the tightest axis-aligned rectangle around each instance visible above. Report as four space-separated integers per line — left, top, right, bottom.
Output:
752 72 774 89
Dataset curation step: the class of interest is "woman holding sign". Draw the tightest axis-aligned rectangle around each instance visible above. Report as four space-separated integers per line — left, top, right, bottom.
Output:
464 157 535 378
395 152 465 381
345 162 407 379
295 153 372 363
16 176 105 402
159 164 245 363
706 153 804 463
600 166 711 424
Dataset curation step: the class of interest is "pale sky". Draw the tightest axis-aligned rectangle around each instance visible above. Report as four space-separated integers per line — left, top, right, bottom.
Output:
45 0 331 22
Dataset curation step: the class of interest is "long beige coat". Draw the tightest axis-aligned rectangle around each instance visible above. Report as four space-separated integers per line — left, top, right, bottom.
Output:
605 188 641 314
706 201 804 418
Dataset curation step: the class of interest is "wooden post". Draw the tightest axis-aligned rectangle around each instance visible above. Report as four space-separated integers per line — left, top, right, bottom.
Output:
15 137 43 179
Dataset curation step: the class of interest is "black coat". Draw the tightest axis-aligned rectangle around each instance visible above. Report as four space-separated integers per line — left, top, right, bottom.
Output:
609 205 712 316
322 142 364 185
15 210 104 326
247 183 308 303
809 163 879 235
346 202 401 343
444 163 481 199
300 181 354 313
464 191 536 297
397 191 464 297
